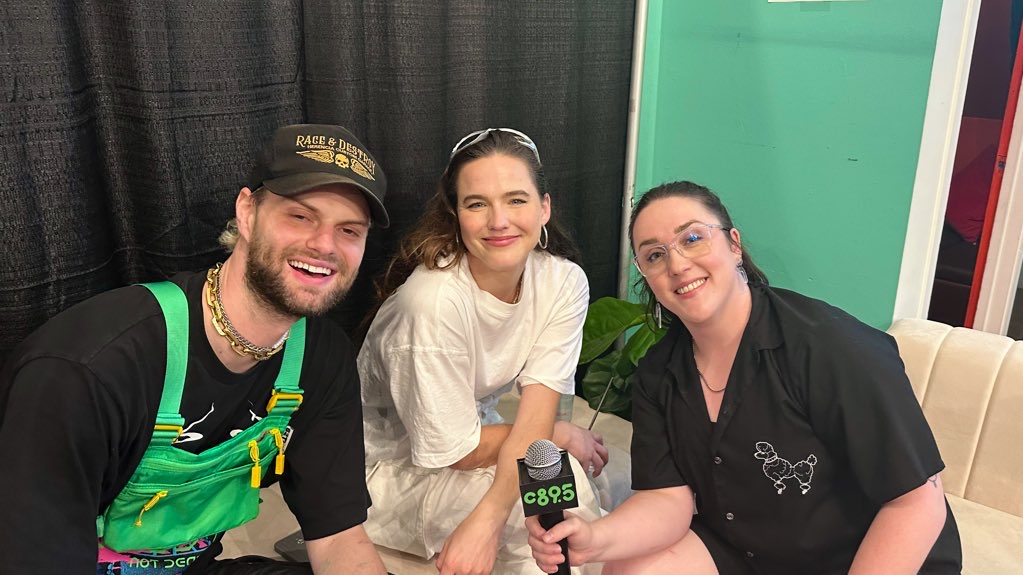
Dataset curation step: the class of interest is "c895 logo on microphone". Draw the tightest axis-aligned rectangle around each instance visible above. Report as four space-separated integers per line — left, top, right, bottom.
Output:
522 483 576 507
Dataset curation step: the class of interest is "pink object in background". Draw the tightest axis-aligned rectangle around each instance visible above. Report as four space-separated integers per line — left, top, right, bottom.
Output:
946 142 998 244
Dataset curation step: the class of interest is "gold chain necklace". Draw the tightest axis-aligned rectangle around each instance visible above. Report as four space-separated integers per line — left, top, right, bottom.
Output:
512 275 523 304
206 263 289 361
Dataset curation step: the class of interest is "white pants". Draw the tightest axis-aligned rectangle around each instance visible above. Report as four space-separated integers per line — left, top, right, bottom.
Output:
364 454 603 575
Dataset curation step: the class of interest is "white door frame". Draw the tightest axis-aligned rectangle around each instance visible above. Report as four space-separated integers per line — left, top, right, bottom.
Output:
973 84 1023 335
893 0 982 323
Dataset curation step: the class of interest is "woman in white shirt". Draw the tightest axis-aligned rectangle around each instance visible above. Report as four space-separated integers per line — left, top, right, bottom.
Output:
359 128 607 575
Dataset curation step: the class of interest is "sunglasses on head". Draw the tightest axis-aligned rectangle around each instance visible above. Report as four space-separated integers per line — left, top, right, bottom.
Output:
449 128 542 166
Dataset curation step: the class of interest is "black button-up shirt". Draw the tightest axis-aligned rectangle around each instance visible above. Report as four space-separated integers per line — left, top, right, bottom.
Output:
631 284 961 574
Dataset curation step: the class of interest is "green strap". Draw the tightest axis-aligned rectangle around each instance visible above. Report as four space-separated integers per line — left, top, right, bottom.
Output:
140 282 188 444
143 281 307 425
268 318 305 415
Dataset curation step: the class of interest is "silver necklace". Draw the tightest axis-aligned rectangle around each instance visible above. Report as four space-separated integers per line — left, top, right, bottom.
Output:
696 367 726 393
692 344 726 393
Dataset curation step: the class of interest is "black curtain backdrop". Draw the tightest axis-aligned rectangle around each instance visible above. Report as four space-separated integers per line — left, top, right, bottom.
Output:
0 1 635 364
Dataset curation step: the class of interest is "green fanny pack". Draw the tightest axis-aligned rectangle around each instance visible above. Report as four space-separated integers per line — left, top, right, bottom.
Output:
96 281 307 553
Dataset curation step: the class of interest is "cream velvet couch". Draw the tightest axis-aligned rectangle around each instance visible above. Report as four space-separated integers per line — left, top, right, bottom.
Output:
887 318 1023 574
224 318 1021 573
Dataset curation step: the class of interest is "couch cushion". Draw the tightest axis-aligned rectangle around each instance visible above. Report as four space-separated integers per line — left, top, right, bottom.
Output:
947 493 1023 575
888 319 1023 516
967 341 1023 517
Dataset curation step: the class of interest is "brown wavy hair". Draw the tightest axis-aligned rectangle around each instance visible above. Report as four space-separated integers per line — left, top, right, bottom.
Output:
628 181 769 319
361 130 580 334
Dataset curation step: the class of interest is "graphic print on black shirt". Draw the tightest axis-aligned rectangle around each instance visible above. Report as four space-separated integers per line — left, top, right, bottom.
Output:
753 441 818 495
173 404 216 445
173 401 295 452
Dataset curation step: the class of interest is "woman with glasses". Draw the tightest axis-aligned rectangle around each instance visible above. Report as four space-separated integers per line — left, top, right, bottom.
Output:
526 181 961 574
359 128 607 575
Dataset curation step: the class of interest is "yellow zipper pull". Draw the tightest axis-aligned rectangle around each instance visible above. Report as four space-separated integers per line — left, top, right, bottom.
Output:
135 490 169 527
248 439 261 488
270 428 285 475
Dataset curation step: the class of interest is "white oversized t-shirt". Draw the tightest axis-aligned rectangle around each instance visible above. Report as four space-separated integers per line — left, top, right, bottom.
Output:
359 250 589 468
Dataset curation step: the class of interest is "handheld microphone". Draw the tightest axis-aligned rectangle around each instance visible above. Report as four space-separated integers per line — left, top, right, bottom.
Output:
518 439 577 575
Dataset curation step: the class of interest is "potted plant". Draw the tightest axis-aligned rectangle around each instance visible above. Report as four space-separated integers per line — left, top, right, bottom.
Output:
579 297 668 420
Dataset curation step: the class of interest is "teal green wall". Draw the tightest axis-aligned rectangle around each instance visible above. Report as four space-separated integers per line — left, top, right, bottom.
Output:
635 0 944 328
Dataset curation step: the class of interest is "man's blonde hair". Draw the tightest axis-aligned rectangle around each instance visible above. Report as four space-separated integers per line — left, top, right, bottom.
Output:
218 219 241 252
218 188 268 252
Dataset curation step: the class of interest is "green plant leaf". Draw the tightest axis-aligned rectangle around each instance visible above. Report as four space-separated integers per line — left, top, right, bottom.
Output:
621 322 668 367
581 354 616 402
580 352 633 420
595 387 632 420
580 297 649 364
612 351 634 379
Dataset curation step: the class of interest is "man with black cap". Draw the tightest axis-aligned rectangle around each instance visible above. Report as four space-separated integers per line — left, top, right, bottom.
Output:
0 124 390 574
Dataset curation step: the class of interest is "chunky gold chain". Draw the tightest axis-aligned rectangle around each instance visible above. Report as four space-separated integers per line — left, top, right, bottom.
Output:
205 263 289 361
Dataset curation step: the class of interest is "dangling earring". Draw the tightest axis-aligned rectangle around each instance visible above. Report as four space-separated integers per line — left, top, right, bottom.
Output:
737 261 748 284
538 224 549 250
655 303 663 329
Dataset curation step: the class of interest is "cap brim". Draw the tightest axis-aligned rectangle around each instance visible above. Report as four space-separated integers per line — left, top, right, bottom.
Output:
262 173 390 228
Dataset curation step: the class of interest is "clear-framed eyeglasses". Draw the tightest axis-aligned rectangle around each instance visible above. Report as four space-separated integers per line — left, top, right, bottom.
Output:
449 128 541 166
633 222 730 277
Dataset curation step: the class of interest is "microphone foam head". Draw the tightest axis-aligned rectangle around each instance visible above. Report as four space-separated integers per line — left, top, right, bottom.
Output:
524 439 562 481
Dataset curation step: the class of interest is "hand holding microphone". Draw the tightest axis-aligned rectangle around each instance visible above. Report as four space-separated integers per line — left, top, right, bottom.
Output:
519 439 579 575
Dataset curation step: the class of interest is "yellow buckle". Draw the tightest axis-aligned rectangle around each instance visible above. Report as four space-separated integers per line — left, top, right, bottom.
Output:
266 391 303 413
153 424 183 437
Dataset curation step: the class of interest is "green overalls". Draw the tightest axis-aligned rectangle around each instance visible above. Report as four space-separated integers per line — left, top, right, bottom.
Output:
96 281 306 553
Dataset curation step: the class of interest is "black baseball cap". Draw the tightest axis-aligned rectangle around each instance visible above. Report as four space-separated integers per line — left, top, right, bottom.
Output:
248 124 390 227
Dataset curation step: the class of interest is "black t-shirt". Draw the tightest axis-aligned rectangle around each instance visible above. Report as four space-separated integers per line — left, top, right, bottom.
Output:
631 283 962 574
0 271 370 573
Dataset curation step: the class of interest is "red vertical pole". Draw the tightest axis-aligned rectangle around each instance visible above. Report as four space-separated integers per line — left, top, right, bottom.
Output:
965 25 1023 328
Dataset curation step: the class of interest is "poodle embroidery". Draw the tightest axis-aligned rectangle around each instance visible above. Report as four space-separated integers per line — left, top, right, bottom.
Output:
753 441 817 495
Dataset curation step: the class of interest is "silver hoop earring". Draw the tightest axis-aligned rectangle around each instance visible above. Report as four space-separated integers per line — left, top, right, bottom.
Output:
538 224 549 250
655 303 663 329
737 261 748 284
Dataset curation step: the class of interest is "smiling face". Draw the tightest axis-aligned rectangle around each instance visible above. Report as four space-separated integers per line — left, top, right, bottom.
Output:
237 183 369 318
455 154 550 288
631 196 745 327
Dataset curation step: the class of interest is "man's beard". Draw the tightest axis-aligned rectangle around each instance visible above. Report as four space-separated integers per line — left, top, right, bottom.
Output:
244 233 356 318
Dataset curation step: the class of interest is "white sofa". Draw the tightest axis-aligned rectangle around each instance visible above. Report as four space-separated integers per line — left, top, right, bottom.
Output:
225 318 1022 574
887 318 1023 574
